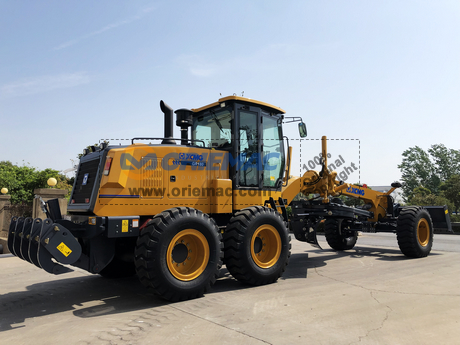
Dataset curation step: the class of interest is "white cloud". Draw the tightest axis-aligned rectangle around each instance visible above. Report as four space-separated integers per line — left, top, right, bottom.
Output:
53 6 156 50
1 72 90 98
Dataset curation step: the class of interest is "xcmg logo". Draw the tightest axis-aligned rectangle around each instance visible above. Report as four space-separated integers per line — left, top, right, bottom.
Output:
178 153 204 161
346 186 365 196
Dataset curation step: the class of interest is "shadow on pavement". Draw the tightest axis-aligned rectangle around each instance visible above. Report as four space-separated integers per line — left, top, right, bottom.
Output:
0 274 162 331
0 267 278 331
307 244 441 261
0 245 441 332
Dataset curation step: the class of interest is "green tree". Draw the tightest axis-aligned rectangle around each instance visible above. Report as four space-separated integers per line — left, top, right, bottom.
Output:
441 175 460 213
398 145 460 201
407 186 453 211
428 144 460 181
0 161 72 205
398 146 439 200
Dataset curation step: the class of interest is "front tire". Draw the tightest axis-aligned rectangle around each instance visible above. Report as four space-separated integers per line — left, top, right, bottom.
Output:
134 207 223 301
324 218 358 250
224 206 291 285
396 206 433 258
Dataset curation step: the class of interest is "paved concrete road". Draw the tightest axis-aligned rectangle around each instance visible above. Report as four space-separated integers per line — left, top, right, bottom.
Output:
1 234 459 345
348 232 460 253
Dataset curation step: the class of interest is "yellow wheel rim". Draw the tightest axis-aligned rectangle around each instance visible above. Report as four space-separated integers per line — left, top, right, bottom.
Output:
251 225 281 269
167 229 209 281
417 218 430 247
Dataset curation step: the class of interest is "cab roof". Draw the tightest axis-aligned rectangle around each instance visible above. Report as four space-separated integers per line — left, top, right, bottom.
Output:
191 96 286 114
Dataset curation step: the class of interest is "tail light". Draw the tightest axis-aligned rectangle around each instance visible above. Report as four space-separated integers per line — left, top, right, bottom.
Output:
103 157 113 176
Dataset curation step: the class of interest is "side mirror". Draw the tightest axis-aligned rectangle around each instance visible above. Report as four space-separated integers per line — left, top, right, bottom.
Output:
298 122 307 138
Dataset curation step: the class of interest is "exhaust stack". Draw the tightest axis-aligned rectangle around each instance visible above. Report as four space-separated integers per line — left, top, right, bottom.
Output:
160 100 176 145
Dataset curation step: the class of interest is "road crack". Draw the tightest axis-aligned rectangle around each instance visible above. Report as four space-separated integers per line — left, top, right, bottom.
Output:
353 291 393 344
314 266 393 345
313 266 459 297
169 304 273 344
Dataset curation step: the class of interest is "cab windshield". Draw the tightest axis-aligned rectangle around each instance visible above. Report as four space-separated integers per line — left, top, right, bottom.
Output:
192 107 232 148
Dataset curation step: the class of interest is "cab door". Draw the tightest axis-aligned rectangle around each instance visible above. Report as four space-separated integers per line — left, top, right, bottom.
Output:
236 107 260 188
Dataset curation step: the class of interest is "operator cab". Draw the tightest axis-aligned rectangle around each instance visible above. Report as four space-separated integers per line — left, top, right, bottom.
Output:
190 96 288 190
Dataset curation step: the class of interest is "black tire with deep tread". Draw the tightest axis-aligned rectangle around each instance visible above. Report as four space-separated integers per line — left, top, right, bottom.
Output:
223 206 291 285
324 218 358 250
396 206 433 258
134 207 223 302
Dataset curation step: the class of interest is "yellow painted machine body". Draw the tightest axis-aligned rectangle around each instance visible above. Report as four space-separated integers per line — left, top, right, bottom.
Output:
281 136 349 204
339 184 398 222
69 96 288 219
281 135 398 222
92 143 283 217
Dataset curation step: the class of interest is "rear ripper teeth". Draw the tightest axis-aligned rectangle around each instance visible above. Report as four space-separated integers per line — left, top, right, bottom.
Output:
8 216 81 274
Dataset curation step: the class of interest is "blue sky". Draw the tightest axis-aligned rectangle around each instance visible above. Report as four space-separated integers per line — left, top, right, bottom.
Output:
1 0 459 185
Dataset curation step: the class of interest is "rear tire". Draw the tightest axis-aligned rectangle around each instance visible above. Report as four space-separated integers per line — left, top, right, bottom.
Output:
134 207 222 302
396 206 433 258
224 206 290 285
324 218 358 250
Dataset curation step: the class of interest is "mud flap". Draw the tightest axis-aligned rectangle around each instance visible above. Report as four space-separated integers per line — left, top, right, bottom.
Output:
8 216 82 274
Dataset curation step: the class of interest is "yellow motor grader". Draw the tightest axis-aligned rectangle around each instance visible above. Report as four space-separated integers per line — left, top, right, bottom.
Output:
7 96 442 301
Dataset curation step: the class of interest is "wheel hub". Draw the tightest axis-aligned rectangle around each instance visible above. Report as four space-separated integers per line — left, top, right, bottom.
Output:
172 243 188 263
253 236 263 254
167 229 209 281
417 218 430 246
251 225 281 269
